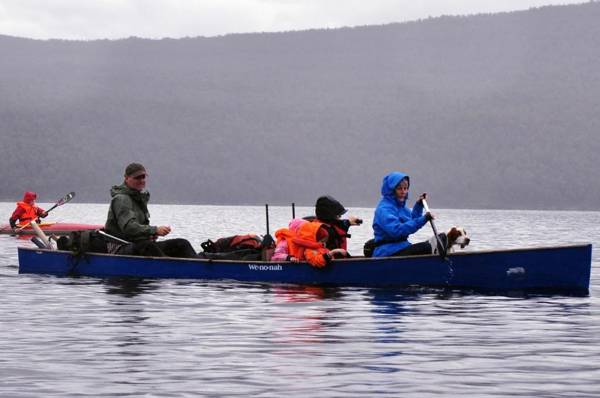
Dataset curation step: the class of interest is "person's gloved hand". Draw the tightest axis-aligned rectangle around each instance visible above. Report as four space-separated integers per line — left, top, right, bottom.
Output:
9 218 17 229
330 248 348 258
40 211 48 218
348 216 363 226
425 212 435 222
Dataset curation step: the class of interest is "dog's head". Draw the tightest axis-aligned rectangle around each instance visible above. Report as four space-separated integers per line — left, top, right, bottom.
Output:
447 226 470 249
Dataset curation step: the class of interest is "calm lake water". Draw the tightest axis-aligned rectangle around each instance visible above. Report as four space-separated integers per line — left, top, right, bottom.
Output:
1 202 599 397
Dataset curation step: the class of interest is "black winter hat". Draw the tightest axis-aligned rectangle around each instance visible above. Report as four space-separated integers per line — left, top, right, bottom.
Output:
315 195 347 221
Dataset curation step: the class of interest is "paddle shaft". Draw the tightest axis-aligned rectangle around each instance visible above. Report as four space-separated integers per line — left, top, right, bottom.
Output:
265 204 270 236
97 230 130 244
18 214 50 231
45 203 60 213
422 199 446 257
262 204 275 260
29 221 53 249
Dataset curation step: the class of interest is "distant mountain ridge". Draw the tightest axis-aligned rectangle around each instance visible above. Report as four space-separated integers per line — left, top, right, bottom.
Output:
1 2 599 210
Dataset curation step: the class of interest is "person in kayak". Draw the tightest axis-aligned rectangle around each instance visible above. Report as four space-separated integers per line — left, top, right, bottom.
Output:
104 162 198 258
371 171 434 257
9 191 48 229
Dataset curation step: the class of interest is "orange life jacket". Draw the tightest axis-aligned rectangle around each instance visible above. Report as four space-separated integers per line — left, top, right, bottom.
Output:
15 201 40 224
291 221 330 268
275 227 301 259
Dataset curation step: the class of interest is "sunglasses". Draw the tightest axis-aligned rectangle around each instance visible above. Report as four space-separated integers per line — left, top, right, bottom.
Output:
132 174 147 180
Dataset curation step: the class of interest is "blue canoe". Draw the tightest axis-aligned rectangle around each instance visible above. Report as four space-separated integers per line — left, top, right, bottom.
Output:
18 244 592 293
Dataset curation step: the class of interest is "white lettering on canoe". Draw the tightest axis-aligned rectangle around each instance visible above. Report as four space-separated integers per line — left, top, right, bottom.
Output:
506 267 526 276
248 264 283 271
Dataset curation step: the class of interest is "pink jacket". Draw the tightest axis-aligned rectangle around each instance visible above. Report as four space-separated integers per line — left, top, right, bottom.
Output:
271 218 306 261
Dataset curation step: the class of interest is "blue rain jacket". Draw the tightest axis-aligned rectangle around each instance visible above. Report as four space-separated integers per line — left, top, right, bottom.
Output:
372 172 428 257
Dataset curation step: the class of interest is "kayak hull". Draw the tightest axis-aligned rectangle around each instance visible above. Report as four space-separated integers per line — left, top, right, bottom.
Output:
17 244 592 293
0 223 103 236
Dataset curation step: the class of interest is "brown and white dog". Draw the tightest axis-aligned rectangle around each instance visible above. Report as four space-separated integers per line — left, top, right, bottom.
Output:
429 226 470 255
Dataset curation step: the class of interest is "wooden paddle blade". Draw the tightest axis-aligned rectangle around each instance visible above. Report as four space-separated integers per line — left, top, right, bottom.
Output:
30 221 54 249
30 236 47 249
422 199 447 258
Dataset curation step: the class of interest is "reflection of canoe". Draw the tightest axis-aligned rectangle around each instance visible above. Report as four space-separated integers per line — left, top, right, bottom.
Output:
0 222 103 236
18 244 592 293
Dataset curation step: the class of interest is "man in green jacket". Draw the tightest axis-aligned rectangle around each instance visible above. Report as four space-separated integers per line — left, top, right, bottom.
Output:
104 162 198 258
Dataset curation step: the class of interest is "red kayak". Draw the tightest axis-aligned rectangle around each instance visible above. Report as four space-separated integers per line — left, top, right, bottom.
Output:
0 222 103 236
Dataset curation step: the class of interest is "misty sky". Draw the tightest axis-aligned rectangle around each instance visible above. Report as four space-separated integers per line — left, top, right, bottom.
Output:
0 0 590 40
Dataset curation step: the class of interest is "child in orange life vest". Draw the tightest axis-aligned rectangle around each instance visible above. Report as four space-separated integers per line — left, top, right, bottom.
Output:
291 221 348 268
9 191 48 229
272 218 307 262
314 195 362 252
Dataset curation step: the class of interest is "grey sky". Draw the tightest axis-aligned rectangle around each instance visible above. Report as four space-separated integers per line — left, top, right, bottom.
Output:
0 0 589 40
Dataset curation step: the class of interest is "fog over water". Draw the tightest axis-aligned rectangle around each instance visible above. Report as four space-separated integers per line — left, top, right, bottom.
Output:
0 0 589 39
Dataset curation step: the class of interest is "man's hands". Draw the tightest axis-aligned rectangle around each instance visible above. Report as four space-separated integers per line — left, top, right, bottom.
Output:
156 226 171 236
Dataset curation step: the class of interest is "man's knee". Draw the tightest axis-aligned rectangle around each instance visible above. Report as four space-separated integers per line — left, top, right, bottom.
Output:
159 238 198 258
118 241 165 257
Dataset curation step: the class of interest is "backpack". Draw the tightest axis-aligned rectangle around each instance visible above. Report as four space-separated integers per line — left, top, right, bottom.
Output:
363 238 377 257
57 230 108 256
201 234 263 253
200 234 275 261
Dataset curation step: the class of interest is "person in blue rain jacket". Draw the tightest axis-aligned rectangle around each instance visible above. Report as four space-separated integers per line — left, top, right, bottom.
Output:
372 171 434 257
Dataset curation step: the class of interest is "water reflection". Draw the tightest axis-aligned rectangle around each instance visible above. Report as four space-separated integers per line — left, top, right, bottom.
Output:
267 285 346 344
103 277 160 298
367 287 427 316
271 285 343 303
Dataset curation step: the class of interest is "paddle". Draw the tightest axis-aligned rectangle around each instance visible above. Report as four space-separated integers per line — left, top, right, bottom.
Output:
422 198 447 258
29 220 54 249
262 204 275 260
17 191 76 231
46 191 76 214
97 230 130 244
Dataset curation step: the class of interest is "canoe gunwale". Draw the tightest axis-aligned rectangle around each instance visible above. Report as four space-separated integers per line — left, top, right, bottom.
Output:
0 223 103 236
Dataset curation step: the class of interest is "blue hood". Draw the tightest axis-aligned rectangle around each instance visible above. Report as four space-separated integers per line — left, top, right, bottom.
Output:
380 172 410 202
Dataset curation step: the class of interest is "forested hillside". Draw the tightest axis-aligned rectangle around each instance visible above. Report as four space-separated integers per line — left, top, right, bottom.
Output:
1 2 599 209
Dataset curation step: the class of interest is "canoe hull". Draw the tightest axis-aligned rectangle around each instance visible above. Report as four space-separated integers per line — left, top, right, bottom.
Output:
0 223 103 236
17 244 592 293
